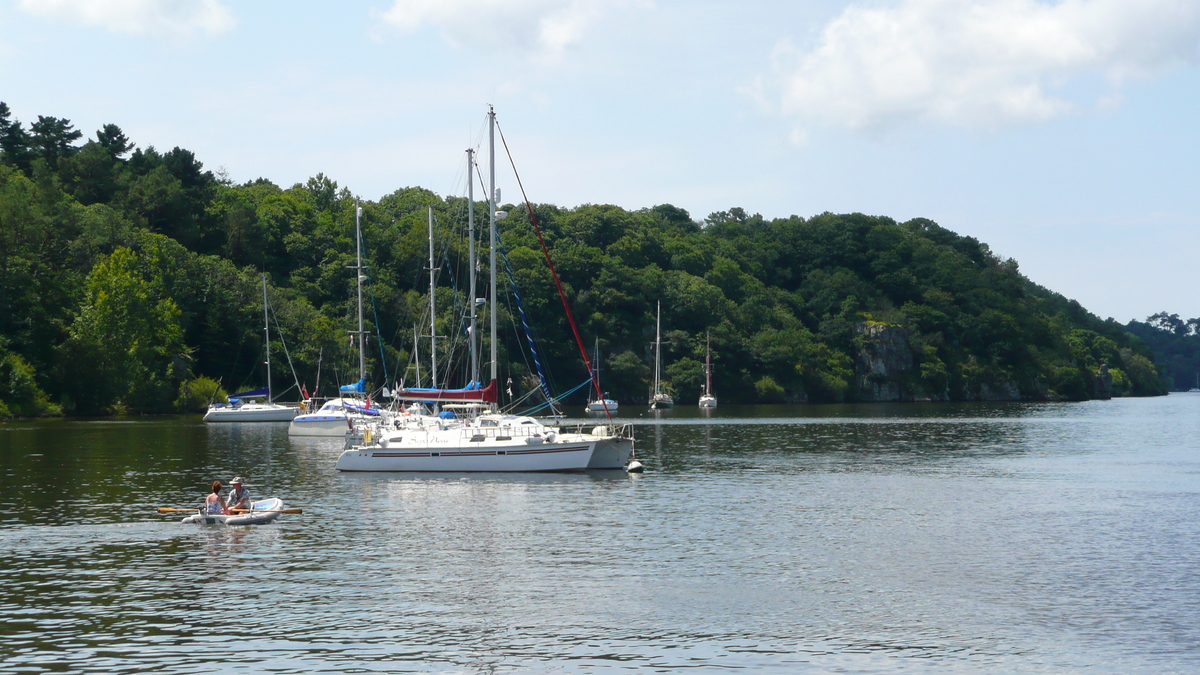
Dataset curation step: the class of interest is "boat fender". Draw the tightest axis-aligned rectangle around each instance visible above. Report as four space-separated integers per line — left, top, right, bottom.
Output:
626 460 644 473
379 436 389 448
591 425 607 437
544 431 556 443
526 435 544 445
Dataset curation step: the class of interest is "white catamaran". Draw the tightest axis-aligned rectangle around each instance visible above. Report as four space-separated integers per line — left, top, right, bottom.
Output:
336 107 633 472
203 276 300 422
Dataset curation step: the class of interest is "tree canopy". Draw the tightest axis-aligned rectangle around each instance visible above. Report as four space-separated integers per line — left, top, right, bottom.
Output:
0 102 1168 416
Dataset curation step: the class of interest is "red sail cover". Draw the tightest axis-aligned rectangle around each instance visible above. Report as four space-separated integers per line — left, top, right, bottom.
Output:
392 379 498 403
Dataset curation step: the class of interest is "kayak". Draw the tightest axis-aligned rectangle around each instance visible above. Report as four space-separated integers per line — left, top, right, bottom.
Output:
181 497 284 526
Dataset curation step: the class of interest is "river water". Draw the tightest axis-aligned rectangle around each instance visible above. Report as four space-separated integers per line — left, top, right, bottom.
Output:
3 395 1200 673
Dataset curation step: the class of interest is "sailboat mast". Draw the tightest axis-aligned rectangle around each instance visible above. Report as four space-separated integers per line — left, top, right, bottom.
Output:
467 147 478 386
654 301 662 395
488 106 498 388
355 203 366 388
262 274 271 404
428 205 438 389
705 331 712 396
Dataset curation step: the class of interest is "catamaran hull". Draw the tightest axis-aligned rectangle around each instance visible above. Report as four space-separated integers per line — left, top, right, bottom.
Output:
335 442 596 472
203 406 298 422
588 436 633 469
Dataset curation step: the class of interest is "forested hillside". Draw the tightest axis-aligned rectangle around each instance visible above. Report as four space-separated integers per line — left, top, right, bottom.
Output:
0 102 1167 417
1125 313 1200 391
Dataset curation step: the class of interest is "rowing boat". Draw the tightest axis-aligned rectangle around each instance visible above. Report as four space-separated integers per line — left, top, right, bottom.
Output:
180 497 285 526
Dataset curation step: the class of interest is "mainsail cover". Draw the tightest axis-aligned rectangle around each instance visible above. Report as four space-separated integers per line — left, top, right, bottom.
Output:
392 379 498 403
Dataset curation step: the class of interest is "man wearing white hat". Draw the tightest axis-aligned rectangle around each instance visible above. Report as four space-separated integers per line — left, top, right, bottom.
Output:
226 477 251 512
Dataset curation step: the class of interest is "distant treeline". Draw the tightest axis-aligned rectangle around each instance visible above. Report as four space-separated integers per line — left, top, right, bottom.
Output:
1125 313 1200 391
0 102 1168 417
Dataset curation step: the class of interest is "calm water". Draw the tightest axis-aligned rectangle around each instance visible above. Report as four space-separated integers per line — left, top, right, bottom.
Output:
3 396 1200 673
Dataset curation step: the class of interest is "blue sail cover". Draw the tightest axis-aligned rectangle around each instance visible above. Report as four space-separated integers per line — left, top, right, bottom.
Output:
229 387 269 399
339 378 366 393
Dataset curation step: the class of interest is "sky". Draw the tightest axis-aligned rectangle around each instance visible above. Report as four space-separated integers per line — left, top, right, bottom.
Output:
1 0 1198 323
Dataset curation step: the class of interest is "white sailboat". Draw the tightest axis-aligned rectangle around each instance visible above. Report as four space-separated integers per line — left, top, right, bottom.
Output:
699 331 717 408
649 301 674 409
204 276 299 422
289 204 387 436
587 337 619 413
336 107 633 472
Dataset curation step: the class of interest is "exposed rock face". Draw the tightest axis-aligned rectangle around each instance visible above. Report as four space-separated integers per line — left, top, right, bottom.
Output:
854 323 913 402
1095 364 1113 400
978 378 1021 401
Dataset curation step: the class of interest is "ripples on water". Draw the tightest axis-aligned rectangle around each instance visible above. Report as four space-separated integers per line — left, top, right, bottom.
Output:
3 397 1200 673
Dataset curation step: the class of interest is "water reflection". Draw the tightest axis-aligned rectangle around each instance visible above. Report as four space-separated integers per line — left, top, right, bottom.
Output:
3 398 1200 673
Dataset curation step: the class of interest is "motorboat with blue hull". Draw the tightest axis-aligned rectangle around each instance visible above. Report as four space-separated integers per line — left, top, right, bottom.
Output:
181 497 285 526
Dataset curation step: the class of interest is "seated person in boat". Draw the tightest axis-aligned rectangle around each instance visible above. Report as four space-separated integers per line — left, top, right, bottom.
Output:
225 477 250 511
205 481 229 515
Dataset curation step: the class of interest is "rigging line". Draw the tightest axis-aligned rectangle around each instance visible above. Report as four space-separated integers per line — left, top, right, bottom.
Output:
496 227 557 414
494 118 608 421
364 264 389 387
470 157 555 403
266 290 304 398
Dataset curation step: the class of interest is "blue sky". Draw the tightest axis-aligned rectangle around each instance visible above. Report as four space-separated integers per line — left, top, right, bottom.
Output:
1 0 1198 323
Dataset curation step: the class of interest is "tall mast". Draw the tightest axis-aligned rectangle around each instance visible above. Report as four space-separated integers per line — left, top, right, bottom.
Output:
705 331 712 396
262 274 271 404
654 301 662 396
428 205 438 388
488 106 498 390
467 147 479 386
355 203 366 388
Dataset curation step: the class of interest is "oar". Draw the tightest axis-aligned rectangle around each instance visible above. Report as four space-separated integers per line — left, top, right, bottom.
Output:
157 506 304 514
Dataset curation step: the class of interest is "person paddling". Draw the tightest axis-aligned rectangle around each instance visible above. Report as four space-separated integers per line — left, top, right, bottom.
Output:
226 477 251 512
204 481 229 515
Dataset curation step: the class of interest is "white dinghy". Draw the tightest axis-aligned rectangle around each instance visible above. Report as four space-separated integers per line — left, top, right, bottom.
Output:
181 497 285 526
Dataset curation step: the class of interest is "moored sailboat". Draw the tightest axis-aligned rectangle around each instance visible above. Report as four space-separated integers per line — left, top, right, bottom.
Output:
204 275 299 422
699 331 717 408
336 107 632 472
289 204 389 436
649 301 673 409
587 337 619 413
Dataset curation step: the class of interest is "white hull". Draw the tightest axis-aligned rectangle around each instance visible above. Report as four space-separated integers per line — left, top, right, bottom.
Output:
181 498 284 525
336 416 633 472
586 399 619 412
288 416 355 436
588 436 634 469
204 404 298 422
337 441 596 472
698 395 717 408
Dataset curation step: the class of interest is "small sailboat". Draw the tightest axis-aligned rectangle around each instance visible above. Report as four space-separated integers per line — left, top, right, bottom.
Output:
289 204 387 436
203 276 299 422
587 337 619 413
699 331 717 408
1190 373 1199 393
649 301 673 409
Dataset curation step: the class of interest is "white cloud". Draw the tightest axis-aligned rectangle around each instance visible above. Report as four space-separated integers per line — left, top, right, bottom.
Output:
769 0 1200 131
378 0 648 58
18 0 234 37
